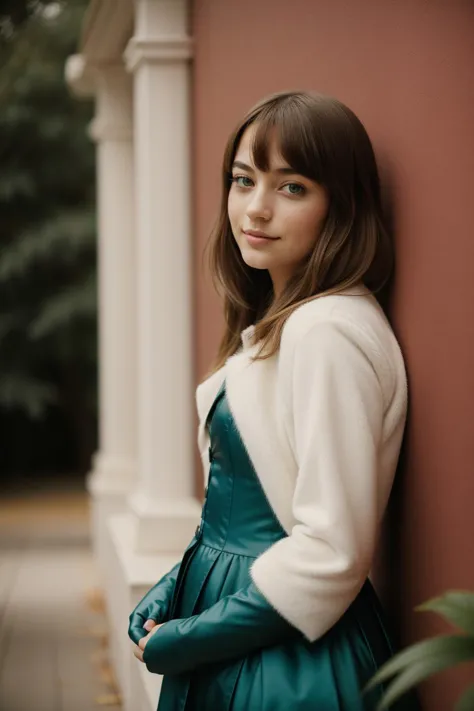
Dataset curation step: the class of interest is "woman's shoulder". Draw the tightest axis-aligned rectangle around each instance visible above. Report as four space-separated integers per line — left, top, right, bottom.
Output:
282 285 388 341
280 285 406 391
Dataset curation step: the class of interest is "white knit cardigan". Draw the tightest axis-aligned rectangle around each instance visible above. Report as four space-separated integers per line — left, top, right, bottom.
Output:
195 284 407 642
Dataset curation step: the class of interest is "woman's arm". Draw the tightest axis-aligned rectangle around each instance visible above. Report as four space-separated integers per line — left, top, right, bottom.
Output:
141 314 404 672
250 316 403 642
142 580 299 675
128 561 181 644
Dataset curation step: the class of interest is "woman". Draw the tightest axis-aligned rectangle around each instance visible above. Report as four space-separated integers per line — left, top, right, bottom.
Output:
129 91 418 710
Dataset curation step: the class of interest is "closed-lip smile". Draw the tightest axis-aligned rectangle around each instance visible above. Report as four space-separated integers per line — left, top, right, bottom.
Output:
243 229 278 240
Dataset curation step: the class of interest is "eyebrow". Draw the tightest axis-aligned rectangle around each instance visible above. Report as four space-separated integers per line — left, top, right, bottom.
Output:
231 160 298 176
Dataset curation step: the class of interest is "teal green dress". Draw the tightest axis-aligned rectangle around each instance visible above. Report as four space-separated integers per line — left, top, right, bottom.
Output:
129 382 419 710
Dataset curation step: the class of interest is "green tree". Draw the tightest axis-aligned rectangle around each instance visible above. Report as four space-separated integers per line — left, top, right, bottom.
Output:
0 0 97 475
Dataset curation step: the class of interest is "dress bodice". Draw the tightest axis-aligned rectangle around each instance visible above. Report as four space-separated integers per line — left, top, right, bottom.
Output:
199 383 286 556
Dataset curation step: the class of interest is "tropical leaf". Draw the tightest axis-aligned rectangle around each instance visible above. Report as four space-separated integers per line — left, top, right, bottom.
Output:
456 684 474 711
367 635 474 688
417 591 474 636
368 635 474 710
377 651 474 710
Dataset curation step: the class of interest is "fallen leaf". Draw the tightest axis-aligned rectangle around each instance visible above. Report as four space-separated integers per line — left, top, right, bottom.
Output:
98 666 116 685
95 692 122 706
85 587 106 614
90 649 107 664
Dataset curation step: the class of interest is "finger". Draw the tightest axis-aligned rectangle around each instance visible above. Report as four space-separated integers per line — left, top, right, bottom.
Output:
133 645 144 662
148 623 162 637
143 619 156 632
139 623 163 651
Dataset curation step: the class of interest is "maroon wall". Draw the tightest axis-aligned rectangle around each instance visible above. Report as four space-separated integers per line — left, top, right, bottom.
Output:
192 2 474 707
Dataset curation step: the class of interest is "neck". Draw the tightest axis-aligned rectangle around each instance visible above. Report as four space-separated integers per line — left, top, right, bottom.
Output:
269 270 289 300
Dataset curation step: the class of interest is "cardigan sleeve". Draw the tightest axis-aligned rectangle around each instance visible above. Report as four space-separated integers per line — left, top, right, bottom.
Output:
250 317 393 642
128 561 181 644
142 581 299 676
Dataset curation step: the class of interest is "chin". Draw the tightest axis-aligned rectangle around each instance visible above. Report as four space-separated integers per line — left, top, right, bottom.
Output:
241 257 272 272
239 247 272 271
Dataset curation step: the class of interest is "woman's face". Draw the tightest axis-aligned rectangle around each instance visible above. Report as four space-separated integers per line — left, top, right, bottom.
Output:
228 123 329 297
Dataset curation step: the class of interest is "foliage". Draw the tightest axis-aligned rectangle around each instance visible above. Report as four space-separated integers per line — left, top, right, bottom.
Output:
367 591 474 710
0 0 96 472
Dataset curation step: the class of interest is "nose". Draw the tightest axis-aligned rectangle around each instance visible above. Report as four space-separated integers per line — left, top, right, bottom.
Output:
246 187 272 222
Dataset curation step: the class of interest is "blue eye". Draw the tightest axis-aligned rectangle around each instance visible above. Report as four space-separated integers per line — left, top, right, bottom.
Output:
282 183 305 195
232 175 253 188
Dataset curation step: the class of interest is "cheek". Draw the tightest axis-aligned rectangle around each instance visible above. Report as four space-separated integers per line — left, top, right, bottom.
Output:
286 204 326 249
227 190 241 229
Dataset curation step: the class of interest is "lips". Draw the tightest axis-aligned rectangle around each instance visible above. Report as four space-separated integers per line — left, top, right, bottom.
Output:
243 230 278 240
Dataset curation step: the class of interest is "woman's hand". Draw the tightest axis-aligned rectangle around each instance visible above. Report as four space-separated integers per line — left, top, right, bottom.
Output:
133 620 163 663
135 583 297 676
128 561 181 646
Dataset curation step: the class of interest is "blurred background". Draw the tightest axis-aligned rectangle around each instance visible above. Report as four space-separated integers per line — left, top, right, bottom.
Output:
0 0 96 491
0 3 113 710
1 1 474 711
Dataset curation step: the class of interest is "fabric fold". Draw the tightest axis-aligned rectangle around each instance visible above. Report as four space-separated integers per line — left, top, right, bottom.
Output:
143 581 297 676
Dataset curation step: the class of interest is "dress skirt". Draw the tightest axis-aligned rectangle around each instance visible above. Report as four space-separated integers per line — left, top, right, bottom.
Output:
155 383 419 711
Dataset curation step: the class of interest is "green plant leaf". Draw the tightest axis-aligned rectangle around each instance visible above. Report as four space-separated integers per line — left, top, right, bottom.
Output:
0 372 57 418
367 635 474 688
0 0 97 446
0 312 20 340
456 684 474 711
374 664 427 710
28 273 96 339
369 636 474 710
418 591 474 636
0 209 95 282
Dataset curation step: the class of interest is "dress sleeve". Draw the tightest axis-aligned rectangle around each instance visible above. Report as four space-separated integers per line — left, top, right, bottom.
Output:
128 561 181 644
250 318 393 642
142 581 299 675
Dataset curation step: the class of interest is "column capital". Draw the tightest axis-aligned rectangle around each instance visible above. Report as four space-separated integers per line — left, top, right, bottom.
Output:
89 114 132 143
124 35 193 73
66 57 133 142
89 65 133 142
65 53 96 97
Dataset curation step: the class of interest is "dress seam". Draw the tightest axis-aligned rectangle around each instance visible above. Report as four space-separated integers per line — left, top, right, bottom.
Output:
197 542 257 560
222 417 237 550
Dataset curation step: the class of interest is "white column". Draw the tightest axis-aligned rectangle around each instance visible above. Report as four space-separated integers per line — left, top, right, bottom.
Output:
124 0 200 554
84 65 137 567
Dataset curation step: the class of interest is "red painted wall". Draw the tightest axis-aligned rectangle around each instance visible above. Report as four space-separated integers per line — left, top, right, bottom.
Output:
192 2 474 707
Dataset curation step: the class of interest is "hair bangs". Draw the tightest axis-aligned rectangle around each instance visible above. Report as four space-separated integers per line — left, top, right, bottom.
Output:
206 90 394 374
249 97 326 186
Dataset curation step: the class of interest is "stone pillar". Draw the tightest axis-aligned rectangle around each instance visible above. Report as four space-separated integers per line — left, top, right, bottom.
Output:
87 67 137 566
124 0 200 554
66 56 138 572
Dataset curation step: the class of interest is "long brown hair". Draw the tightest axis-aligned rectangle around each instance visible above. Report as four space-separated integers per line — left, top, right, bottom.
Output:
205 90 393 372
